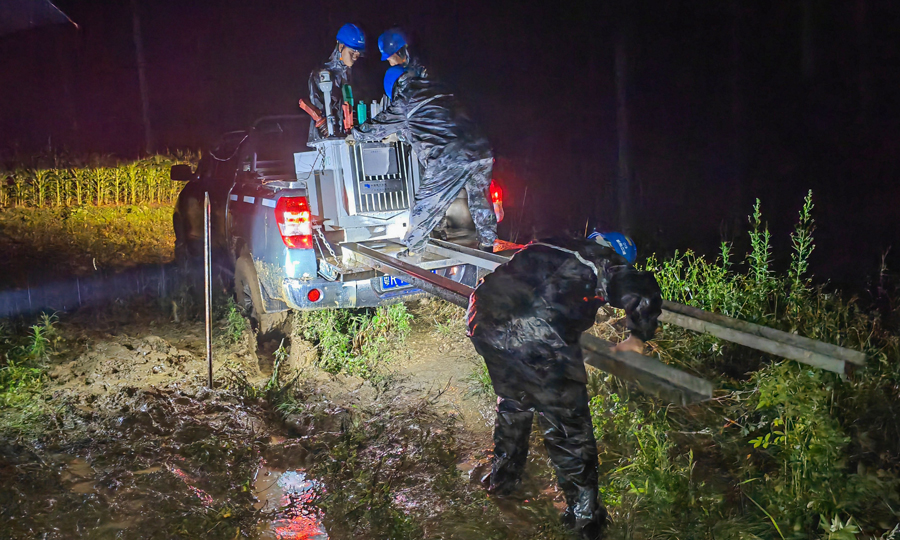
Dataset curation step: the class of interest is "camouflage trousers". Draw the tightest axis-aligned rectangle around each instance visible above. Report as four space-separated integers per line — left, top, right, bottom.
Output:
404 157 497 253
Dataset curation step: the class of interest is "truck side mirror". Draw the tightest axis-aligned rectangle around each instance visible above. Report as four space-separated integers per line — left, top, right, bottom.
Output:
170 164 195 182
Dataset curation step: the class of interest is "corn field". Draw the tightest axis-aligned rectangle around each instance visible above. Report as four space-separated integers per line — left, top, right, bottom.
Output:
0 153 197 208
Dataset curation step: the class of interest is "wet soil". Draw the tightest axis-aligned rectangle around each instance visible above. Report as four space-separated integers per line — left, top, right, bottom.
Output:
0 300 571 539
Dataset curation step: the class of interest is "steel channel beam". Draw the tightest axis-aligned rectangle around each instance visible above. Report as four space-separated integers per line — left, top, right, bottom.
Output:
425 240 861 371
580 333 714 405
343 241 714 403
662 300 865 366
659 310 848 374
342 242 472 307
427 238 509 269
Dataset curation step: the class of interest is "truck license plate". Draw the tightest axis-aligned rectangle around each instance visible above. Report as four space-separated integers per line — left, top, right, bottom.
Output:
381 275 410 290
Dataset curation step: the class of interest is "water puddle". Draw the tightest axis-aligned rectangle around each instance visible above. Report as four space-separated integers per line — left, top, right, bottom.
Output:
168 464 214 506
253 462 328 540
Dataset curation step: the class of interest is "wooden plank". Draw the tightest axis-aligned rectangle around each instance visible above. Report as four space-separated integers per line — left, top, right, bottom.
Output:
660 310 847 374
662 300 865 365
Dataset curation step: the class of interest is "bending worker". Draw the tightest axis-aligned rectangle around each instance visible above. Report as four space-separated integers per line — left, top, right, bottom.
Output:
466 232 663 540
350 65 496 256
308 23 365 139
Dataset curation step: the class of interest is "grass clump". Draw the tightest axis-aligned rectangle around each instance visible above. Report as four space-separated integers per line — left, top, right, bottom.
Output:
223 298 247 344
294 303 413 379
415 296 467 336
593 191 900 539
0 313 59 437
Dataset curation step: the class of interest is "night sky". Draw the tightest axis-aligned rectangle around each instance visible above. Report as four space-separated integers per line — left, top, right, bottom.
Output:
2 1 899 287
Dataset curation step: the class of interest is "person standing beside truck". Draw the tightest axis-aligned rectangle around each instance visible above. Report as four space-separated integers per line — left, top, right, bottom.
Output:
466 232 662 540
307 23 366 139
349 65 497 256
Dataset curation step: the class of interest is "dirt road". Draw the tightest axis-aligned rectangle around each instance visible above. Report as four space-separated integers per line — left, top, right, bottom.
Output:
1 299 569 539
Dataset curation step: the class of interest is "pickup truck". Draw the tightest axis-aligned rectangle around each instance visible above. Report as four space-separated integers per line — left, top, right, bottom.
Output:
171 115 502 332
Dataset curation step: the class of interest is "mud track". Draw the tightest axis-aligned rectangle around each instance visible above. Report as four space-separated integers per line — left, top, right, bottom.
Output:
1 300 573 539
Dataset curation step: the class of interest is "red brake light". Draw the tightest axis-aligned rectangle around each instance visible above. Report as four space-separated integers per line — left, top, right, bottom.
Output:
275 196 313 249
489 179 503 204
489 179 504 223
307 288 321 302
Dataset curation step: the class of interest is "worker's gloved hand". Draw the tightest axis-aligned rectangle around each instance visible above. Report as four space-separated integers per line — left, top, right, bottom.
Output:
382 133 400 144
345 133 356 145
610 335 645 355
317 123 328 137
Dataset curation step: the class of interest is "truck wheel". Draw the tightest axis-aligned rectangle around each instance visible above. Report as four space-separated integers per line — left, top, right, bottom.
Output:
234 255 286 336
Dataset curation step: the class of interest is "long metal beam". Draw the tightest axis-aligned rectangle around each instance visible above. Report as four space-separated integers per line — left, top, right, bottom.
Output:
341 241 714 404
427 238 509 269
580 333 714 405
661 300 865 369
342 242 471 307
423 242 865 373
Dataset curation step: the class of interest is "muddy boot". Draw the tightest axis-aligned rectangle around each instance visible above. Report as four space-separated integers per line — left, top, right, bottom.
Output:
579 518 608 540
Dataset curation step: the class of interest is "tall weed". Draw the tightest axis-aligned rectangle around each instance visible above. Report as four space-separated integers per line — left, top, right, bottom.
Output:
598 193 900 539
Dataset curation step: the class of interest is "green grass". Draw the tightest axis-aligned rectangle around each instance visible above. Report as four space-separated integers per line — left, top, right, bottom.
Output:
0 313 59 437
593 192 900 539
223 298 247 344
293 303 413 379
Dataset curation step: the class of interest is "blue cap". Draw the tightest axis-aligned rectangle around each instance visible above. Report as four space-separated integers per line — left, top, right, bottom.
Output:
383 65 407 101
336 23 366 51
588 231 637 264
378 30 407 61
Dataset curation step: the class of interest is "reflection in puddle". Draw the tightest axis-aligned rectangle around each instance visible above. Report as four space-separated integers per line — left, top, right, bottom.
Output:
167 465 214 506
254 464 327 540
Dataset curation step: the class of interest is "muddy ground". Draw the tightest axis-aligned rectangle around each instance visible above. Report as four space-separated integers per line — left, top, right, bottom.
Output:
0 298 580 539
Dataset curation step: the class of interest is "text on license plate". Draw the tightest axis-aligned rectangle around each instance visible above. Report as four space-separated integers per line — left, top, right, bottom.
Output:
381 275 411 290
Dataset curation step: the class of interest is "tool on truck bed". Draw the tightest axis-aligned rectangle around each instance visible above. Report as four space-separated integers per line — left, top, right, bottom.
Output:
342 238 865 405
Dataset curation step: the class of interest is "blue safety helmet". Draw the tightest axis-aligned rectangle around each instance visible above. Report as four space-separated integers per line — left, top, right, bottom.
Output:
378 30 407 61
336 23 366 52
383 65 406 100
588 231 637 264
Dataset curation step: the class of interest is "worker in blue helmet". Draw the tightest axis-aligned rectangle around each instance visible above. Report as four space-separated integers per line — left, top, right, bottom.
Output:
467 234 661 540
377 29 426 76
307 23 365 139
349 63 495 256
587 231 637 264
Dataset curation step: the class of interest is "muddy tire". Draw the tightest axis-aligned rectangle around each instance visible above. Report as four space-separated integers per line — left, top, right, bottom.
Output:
234 255 287 336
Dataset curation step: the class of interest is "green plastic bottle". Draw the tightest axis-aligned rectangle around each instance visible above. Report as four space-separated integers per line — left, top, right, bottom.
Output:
357 102 367 124
341 84 354 107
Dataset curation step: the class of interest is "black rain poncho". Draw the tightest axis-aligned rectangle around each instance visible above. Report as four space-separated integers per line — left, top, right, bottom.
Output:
307 46 351 141
466 238 663 540
352 67 496 252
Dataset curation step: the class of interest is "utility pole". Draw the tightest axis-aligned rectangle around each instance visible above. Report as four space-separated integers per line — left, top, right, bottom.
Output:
131 0 153 155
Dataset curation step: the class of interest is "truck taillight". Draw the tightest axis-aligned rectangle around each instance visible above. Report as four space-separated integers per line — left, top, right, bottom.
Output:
489 179 502 205
489 179 504 223
275 196 313 249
